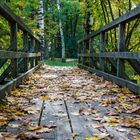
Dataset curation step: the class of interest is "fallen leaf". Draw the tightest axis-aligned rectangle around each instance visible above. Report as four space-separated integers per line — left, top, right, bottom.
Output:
40 94 49 101
71 132 79 138
91 124 104 129
36 126 52 133
0 116 8 127
85 136 101 140
24 107 40 114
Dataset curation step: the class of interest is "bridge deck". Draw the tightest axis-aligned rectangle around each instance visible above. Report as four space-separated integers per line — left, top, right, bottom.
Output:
0 65 140 140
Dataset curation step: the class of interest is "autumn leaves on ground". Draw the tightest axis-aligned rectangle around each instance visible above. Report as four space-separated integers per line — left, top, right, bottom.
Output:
0 65 140 140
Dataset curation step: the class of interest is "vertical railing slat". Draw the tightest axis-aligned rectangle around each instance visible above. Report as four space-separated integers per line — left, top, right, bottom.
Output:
23 32 28 72
100 32 106 71
10 22 18 78
117 23 126 78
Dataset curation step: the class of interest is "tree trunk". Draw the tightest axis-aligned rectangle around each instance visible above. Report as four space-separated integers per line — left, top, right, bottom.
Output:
51 38 55 61
38 0 45 59
57 0 66 62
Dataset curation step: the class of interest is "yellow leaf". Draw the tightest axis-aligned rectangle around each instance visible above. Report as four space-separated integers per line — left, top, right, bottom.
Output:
85 136 101 140
15 111 26 117
24 107 40 114
134 138 140 140
71 132 79 138
121 87 131 94
40 94 49 101
0 116 8 127
36 126 52 133
4 136 16 140
28 126 41 131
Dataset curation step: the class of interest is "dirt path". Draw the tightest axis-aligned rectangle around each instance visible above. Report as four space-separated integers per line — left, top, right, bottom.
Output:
0 65 140 140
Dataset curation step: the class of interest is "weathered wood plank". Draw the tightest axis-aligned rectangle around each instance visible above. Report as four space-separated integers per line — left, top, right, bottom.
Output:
41 101 73 140
117 23 126 78
78 52 140 59
88 101 133 139
79 64 140 95
30 37 35 68
10 22 18 78
100 32 105 71
89 39 94 67
66 102 101 140
23 32 29 72
0 50 41 59
35 40 39 65
78 5 140 43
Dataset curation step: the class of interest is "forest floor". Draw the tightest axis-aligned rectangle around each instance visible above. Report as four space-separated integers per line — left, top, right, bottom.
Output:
0 65 140 140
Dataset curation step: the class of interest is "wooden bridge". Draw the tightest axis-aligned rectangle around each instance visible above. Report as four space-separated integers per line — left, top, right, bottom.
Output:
0 3 140 140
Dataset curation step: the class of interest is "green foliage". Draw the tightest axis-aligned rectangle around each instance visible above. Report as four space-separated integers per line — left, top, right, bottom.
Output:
7 0 39 31
0 0 40 51
44 59 77 66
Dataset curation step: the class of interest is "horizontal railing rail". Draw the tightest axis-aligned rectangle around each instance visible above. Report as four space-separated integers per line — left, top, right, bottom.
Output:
0 2 42 97
78 5 140 95
78 52 140 59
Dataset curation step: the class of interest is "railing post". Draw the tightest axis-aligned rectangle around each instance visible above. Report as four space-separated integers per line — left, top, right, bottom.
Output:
117 23 125 77
89 38 94 67
100 32 105 71
23 32 28 72
30 37 35 68
40 42 43 61
35 40 38 65
82 41 86 65
10 22 18 78
78 43 80 64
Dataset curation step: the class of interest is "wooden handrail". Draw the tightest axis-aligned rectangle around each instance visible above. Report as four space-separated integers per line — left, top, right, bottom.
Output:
77 6 140 95
0 3 42 96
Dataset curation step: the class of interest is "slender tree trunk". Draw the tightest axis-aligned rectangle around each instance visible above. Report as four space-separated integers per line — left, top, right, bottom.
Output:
51 38 55 61
38 0 45 59
73 14 79 37
57 0 66 62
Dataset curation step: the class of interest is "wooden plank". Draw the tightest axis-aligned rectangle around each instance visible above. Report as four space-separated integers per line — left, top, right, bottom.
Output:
0 50 41 59
66 101 100 140
89 39 94 67
88 101 134 139
0 2 40 42
0 64 42 98
41 101 73 140
30 37 35 68
79 64 140 95
78 52 140 59
35 40 39 65
78 5 140 43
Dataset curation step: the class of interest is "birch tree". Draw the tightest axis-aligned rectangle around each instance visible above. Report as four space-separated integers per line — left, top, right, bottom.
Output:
57 0 66 62
38 0 45 59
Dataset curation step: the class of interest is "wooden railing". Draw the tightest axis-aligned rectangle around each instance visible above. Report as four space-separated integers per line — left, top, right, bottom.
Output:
0 3 42 97
78 5 140 95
